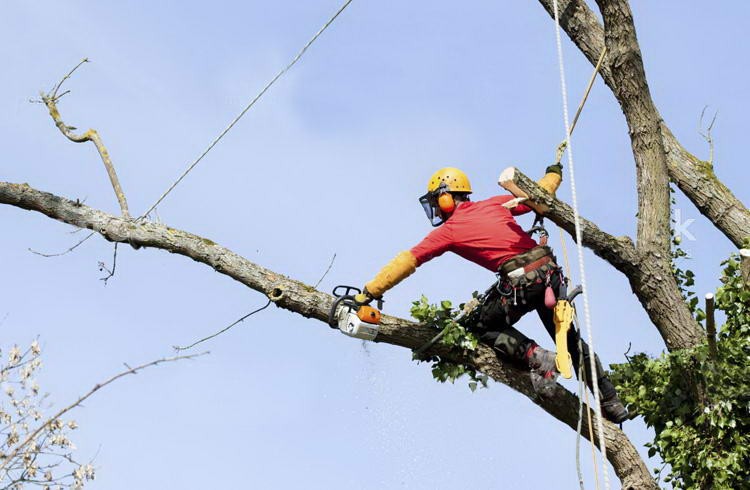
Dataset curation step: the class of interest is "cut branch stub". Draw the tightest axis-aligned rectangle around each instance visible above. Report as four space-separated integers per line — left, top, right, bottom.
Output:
498 167 549 214
741 249 750 288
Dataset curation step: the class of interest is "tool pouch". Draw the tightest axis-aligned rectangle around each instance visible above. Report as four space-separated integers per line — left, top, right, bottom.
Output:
498 246 558 289
465 247 560 331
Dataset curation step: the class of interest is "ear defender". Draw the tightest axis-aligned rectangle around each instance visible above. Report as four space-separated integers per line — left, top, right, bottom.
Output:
437 192 455 213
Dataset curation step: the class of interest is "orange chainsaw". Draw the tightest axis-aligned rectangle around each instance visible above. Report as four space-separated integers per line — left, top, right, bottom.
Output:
328 285 382 341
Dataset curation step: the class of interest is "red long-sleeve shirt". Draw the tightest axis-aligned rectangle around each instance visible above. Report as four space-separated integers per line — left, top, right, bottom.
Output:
410 195 537 272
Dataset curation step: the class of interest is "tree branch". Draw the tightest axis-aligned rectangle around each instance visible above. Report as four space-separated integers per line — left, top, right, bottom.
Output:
40 60 130 218
0 180 654 488
594 0 671 255
0 351 206 477
661 126 750 247
499 167 703 351
499 167 638 272
536 0 750 248
536 0 705 350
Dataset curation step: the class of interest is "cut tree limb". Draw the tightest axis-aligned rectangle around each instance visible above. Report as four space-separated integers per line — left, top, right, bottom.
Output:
499 167 703 351
0 180 654 489
499 167 638 271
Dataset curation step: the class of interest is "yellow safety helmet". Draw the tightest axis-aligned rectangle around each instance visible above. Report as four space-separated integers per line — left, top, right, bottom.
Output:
419 167 472 226
427 167 472 193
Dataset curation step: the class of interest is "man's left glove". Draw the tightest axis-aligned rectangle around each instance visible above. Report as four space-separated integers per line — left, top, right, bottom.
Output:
538 163 563 195
364 250 418 299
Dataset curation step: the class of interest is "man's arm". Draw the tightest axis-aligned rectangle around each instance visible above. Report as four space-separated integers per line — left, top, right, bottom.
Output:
363 250 418 299
363 227 451 299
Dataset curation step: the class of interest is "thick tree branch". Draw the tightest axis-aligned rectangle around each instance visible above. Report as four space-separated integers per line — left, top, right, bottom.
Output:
538 0 612 88
537 0 750 248
499 167 638 272
536 0 706 350
594 0 670 255
0 181 654 488
500 168 704 351
661 126 750 247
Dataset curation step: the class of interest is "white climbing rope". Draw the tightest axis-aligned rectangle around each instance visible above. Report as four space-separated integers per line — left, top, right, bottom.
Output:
551 1 611 489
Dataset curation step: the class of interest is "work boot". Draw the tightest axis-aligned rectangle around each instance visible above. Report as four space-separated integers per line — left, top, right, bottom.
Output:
599 377 629 424
526 344 558 396
526 344 558 379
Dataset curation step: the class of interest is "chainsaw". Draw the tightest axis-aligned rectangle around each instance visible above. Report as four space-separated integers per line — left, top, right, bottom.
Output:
328 285 382 341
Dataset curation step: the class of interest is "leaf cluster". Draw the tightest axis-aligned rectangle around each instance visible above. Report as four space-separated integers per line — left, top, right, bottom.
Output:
610 250 750 489
410 296 488 392
670 188 706 322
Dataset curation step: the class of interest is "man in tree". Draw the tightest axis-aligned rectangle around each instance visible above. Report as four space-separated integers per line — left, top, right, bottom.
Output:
360 166 629 423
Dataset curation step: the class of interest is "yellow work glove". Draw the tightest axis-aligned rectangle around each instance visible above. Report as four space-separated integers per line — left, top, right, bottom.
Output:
364 250 418 298
537 163 563 195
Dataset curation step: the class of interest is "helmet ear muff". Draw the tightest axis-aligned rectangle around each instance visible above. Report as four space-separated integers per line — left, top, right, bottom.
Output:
437 192 455 213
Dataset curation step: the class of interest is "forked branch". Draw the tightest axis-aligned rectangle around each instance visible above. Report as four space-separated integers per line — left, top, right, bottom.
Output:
40 59 130 218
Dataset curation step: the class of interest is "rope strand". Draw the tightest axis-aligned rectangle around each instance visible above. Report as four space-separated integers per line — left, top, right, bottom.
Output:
140 0 355 220
551 1 610 489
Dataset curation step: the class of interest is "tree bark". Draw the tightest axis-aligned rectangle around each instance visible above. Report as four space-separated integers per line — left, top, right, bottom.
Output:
0 180 656 489
537 0 750 248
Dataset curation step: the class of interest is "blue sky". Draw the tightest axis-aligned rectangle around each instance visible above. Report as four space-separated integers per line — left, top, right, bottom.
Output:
1 1 748 488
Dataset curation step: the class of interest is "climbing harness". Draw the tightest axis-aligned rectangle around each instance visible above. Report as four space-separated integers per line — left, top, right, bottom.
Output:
524 217 578 380
551 0 611 488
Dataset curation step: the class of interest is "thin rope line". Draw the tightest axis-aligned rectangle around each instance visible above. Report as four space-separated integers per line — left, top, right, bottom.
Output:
576 325 588 490
569 48 607 139
140 0 355 220
564 236 598 490
578 316 601 490
173 299 272 351
552 2 610 489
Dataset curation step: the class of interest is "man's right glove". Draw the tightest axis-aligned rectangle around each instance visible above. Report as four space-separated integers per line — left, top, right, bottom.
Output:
545 163 563 175
354 287 374 305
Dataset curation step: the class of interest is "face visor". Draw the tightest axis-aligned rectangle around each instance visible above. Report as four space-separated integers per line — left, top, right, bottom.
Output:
418 183 449 227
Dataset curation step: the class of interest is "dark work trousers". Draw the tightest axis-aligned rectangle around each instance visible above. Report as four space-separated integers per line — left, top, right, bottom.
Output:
473 270 606 390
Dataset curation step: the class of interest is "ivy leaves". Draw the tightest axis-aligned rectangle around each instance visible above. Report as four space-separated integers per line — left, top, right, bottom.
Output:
410 296 488 391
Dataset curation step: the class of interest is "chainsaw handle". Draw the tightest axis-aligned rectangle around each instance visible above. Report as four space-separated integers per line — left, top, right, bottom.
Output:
332 285 361 298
